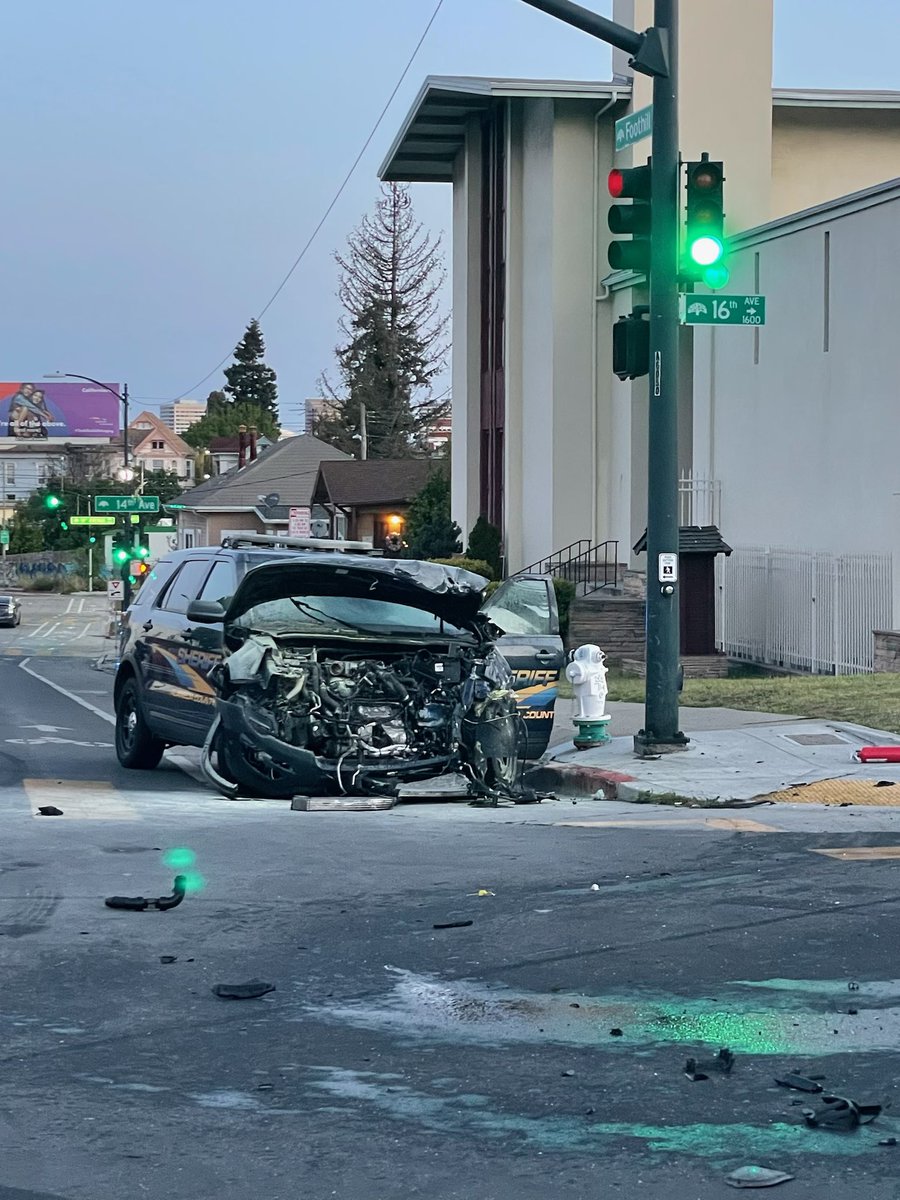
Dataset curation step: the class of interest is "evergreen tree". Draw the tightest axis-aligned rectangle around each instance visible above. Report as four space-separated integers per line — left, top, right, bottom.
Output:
316 183 448 459
182 399 279 452
403 470 461 560
223 319 279 420
466 516 503 578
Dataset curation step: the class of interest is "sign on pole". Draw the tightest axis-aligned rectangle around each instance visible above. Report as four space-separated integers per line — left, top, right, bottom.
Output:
615 104 653 153
107 579 124 601
658 552 678 583
93 495 160 514
679 294 766 326
0 530 9 546
70 515 117 527
289 506 311 538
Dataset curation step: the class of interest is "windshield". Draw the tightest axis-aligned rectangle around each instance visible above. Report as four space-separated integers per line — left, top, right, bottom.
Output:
234 593 471 638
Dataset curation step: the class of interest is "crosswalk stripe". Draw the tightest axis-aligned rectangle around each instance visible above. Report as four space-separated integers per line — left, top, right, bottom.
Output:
24 779 139 821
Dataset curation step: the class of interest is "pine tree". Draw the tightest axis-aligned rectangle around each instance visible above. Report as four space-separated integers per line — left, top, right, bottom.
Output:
223 319 279 420
316 183 448 459
403 470 461 560
182 399 279 452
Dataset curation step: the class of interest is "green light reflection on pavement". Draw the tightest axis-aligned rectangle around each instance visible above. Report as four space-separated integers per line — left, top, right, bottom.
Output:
162 848 197 870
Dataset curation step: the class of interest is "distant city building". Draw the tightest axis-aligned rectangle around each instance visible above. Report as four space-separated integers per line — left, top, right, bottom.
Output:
160 399 207 434
426 414 451 452
304 397 336 434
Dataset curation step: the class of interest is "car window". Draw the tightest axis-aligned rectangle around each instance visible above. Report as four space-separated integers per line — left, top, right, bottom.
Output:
132 560 177 608
235 594 469 638
156 559 214 615
483 577 552 635
198 560 237 606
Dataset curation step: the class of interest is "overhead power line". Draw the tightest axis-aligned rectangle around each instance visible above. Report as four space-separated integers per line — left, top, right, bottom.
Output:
169 0 445 404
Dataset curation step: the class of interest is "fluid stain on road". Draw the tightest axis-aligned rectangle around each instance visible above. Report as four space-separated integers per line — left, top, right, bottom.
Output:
308 1068 876 1159
309 968 900 1056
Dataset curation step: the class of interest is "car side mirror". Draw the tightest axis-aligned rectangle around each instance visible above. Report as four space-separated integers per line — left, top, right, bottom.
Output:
186 599 225 624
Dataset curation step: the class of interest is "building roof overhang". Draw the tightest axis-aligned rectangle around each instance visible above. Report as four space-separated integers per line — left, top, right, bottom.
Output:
380 75 630 183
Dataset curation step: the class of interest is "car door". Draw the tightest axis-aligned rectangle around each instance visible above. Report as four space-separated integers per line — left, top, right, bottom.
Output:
480 573 565 759
143 556 219 740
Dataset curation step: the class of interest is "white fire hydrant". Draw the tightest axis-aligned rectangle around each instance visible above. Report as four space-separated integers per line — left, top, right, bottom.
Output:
565 643 611 748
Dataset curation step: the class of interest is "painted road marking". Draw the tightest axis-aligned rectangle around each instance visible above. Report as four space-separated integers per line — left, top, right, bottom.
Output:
810 846 900 861
18 658 114 726
25 779 138 821
27 622 49 638
556 817 778 833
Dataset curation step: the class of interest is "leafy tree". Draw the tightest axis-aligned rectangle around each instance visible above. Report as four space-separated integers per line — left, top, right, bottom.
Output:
403 469 461 560
8 506 43 554
316 183 448 458
182 399 279 452
466 516 503 578
224 319 279 420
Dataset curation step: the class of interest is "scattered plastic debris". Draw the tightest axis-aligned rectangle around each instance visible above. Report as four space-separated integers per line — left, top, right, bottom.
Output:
848 981 860 991
433 920 473 930
561 1069 575 1077
802 1095 882 1130
211 980 275 1000
775 1073 823 1094
686 1047 735 1081
159 955 177 964
879 1137 898 1147
609 1028 624 1037
725 1165 794 1189
467 889 495 897
36 806 63 817
105 875 187 912
590 884 600 891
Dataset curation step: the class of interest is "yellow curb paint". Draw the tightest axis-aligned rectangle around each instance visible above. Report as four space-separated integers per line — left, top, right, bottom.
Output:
810 846 900 861
759 778 900 807
26 779 139 821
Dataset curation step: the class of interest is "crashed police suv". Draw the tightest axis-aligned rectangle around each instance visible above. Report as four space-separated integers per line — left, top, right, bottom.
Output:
114 536 564 801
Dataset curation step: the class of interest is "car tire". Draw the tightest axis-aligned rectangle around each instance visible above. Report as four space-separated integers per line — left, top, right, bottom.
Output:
485 754 518 789
115 678 165 770
218 739 299 800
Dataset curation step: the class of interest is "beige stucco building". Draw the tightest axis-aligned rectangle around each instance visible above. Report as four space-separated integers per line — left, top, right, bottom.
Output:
380 0 900 579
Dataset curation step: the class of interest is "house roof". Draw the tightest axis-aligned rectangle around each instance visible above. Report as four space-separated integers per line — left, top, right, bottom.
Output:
128 411 193 457
170 433 349 512
633 526 733 556
208 434 273 453
381 76 900 184
313 459 441 508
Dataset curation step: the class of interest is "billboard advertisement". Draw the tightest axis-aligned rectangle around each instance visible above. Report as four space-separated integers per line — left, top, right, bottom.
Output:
0 381 121 440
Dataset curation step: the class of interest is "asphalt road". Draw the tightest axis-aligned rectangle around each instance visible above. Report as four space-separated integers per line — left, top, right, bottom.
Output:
3 611 900 1199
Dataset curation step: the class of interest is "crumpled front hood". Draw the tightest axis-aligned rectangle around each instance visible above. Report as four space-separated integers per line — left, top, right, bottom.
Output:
225 553 489 630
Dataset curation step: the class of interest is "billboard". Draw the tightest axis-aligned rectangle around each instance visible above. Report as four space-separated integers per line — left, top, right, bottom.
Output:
0 381 121 440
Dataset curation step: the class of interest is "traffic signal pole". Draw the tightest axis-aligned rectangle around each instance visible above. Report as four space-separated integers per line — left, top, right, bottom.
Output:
638 0 687 753
520 0 686 753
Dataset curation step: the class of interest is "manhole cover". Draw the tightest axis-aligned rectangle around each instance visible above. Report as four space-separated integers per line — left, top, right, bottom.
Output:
783 733 847 746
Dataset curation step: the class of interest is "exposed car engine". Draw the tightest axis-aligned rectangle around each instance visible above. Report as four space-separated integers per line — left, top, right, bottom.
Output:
204 633 523 801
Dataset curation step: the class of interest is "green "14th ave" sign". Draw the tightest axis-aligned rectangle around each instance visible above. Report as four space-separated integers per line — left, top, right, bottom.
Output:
93 495 160 514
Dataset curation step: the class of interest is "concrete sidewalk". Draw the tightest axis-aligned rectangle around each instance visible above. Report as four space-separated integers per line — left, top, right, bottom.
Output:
533 703 900 803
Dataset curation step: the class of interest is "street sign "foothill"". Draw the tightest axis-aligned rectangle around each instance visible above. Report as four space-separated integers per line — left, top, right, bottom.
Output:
615 104 653 152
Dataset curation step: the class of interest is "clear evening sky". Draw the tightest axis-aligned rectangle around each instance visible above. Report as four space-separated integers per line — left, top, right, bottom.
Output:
5 1 898 429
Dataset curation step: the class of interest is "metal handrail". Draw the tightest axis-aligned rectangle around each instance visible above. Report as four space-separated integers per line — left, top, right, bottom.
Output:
514 539 620 596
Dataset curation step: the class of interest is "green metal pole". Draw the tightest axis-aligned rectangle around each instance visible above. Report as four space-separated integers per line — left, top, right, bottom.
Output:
635 0 687 753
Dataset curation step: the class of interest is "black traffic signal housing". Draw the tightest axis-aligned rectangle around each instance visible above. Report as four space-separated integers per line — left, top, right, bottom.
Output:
684 154 729 289
613 306 650 380
607 164 652 274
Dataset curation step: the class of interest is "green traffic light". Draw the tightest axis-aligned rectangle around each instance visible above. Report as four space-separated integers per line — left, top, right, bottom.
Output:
113 547 130 564
689 235 724 267
45 494 61 510
702 263 731 290
136 545 150 558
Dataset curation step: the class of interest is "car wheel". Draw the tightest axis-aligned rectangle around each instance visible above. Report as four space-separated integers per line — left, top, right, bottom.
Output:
115 678 165 770
485 754 518 789
219 739 299 800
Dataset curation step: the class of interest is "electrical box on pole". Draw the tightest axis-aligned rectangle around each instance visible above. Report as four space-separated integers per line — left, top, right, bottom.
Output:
607 165 652 274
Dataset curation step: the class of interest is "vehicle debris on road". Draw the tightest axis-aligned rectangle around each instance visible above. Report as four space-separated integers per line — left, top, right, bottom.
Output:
211 980 276 1000
801 1094 882 1130
774 1073 823 1094
725 1165 794 1189
105 874 187 912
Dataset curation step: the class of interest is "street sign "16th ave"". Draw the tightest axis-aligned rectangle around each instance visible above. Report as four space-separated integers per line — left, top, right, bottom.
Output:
679 294 766 326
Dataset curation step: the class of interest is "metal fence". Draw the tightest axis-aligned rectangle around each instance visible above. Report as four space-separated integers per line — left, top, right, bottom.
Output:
679 471 721 528
716 546 892 675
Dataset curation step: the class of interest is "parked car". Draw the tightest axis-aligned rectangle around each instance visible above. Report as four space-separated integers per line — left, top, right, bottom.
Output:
113 538 564 799
0 595 21 627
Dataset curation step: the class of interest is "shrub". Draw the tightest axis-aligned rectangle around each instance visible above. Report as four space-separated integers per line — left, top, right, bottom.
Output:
403 470 462 560
466 517 502 578
552 577 577 641
430 556 496 581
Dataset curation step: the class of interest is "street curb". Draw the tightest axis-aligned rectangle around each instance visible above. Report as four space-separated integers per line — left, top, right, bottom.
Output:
524 762 637 799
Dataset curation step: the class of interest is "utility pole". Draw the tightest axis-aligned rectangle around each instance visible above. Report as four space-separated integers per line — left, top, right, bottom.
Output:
360 403 368 461
520 0 686 754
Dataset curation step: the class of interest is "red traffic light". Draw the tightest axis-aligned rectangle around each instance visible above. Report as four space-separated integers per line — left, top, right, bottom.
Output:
608 165 651 201
608 169 625 198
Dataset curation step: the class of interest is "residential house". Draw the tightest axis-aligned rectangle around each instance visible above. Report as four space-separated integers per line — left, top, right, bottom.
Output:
127 411 196 484
170 433 349 549
206 432 274 476
311 459 440 548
